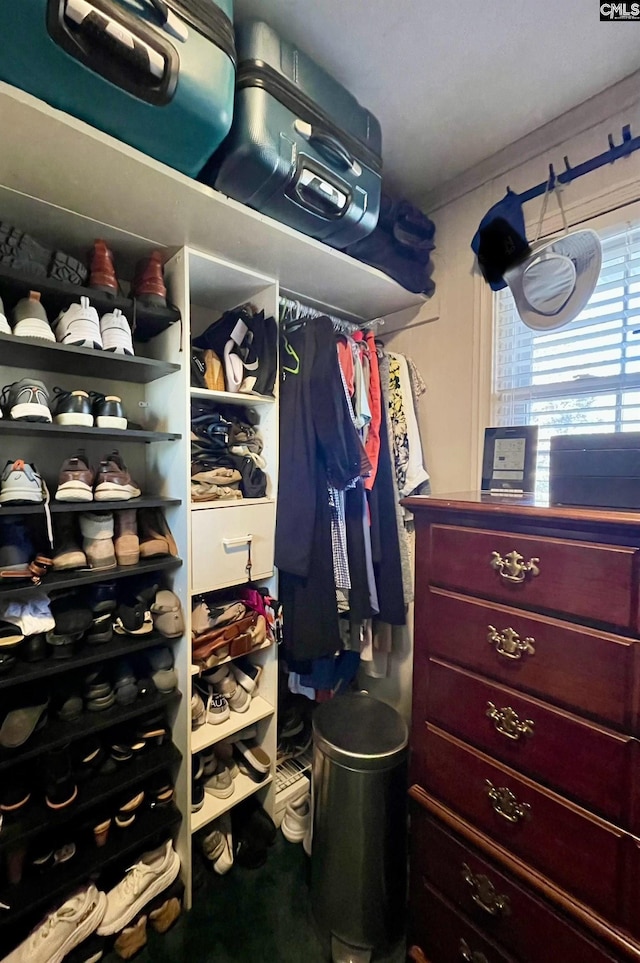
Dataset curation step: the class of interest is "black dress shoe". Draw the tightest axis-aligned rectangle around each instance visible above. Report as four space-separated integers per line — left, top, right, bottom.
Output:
18 632 47 662
0 650 16 675
0 766 31 814
44 746 78 810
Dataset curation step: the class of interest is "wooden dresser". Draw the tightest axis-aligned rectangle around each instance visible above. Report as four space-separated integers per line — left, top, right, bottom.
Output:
405 493 640 963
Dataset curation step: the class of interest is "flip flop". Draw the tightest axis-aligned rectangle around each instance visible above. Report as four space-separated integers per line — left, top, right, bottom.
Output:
0 696 49 748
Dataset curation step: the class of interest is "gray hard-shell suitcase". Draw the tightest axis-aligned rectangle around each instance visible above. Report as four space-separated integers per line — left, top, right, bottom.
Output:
203 20 382 249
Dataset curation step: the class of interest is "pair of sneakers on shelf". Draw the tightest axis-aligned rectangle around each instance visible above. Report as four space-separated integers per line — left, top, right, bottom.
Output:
6 290 134 355
0 378 127 430
193 656 262 726
200 798 277 876
3 840 180 963
56 450 140 503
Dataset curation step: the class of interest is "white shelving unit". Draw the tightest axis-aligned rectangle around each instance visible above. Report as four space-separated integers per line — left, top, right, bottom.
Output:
0 84 426 322
0 79 423 927
191 694 276 756
164 246 280 853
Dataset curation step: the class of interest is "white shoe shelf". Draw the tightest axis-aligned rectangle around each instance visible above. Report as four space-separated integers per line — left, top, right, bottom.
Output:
191 695 276 756
0 80 423 919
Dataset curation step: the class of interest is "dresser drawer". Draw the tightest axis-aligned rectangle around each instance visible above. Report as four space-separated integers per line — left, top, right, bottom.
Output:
190 501 275 594
425 588 635 730
411 876 516 963
428 524 639 629
420 726 627 922
411 806 618 963
426 659 636 825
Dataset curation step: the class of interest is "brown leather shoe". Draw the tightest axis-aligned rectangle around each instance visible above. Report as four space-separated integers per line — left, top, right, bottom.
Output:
94 452 141 502
89 239 118 294
56 451 95 503
132 250 167 307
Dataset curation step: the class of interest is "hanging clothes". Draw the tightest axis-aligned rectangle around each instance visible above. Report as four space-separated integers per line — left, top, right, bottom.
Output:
388 351 430 497
367 359 406 625
363 330 382 491
276 316 362 662
378 350 414 606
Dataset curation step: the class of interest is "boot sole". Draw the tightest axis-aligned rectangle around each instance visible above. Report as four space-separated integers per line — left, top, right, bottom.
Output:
87 559 118 570
53 554 87 570
115 554 140 566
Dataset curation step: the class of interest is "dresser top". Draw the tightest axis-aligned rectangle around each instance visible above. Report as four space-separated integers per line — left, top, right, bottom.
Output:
403 491 640 529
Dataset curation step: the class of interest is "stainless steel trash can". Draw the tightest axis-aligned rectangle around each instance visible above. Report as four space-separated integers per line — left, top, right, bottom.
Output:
310 692 409 963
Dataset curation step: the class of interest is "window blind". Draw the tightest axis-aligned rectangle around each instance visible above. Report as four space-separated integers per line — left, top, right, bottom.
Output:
492 223 640 494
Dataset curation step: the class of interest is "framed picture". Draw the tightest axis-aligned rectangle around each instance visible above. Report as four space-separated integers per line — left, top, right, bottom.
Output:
481 425 538 494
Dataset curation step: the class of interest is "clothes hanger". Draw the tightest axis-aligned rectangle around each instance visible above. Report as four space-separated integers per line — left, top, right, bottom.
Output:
281 335 300 376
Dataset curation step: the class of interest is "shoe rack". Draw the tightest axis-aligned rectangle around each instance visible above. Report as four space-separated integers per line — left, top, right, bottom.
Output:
0 244 187 955
161 248 280 875
0 80 428 948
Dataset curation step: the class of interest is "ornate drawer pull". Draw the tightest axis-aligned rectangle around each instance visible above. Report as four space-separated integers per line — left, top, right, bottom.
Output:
459 938 489 963
490 550 540 584
461 863 511 917
486 702 535 741
485 779 531 824
487 625 535 660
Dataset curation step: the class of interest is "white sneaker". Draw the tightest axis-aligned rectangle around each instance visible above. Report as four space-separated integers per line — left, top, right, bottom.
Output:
204 762 234 799
214 813 234 874
97 840 180 936
54 296 102 349
0 295 10 336
3 884 107 963
191 691 206 729
100 308 134 355
281 791 311 844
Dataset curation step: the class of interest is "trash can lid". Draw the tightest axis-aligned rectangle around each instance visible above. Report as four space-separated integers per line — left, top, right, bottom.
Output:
312 693 408 770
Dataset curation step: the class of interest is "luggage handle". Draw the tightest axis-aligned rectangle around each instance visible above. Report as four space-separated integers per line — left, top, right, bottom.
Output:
64 0 167 78
294 120 362 176
141 0 188 41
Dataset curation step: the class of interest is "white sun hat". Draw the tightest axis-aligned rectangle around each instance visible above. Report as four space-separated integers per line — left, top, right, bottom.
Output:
504 229 602 331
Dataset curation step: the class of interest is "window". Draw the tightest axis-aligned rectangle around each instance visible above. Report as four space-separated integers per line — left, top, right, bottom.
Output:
492 222 640 495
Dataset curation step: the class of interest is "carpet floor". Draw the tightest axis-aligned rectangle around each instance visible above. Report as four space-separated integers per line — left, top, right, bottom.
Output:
108 833 405 962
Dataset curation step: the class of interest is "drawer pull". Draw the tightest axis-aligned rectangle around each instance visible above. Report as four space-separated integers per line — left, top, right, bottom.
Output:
486 702 535 741
490 550 540 584
462 863 511 917
485 779 531 824
459 939 489 963
487 625 535 661
222 535 253 548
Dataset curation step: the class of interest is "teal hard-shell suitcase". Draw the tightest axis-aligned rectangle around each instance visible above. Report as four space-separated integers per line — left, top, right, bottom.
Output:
0 0 236 177
204 20 382 249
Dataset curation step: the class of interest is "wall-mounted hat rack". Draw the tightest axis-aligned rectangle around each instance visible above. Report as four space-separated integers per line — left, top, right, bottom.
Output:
511 123 640 204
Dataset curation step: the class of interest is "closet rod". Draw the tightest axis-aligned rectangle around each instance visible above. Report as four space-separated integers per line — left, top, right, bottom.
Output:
279 296 384 335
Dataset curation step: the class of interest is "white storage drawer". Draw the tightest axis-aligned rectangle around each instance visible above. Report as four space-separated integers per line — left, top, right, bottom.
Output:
190 501 276 594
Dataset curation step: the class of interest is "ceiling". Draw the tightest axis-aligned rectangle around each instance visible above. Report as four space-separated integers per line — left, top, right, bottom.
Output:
234 0 640 204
